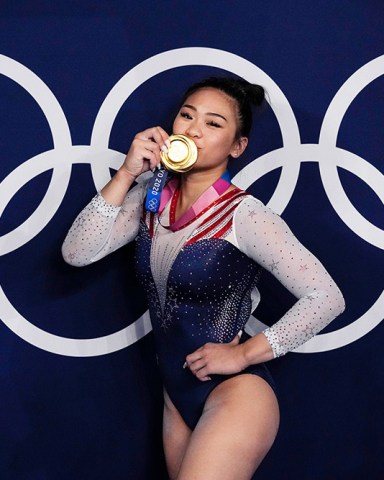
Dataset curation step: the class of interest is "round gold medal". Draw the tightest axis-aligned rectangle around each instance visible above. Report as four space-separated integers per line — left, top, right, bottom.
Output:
160 134 197 173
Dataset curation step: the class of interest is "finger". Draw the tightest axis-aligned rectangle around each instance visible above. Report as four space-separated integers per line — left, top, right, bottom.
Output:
229 330 242 345
198 375 212 382
135 127 159 141
136 126 170 150
130 138 160 159
195 366 212 381
140 142 162 169
189 359 207 374
153 126 171 149
138 148 158 169
185 349 203 365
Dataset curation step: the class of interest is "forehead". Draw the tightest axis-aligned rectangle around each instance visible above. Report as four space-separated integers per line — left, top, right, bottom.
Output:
184 87 237 116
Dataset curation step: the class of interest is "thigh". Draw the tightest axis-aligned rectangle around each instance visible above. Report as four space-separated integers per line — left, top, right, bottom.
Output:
163 389 192 480
177 375 280 480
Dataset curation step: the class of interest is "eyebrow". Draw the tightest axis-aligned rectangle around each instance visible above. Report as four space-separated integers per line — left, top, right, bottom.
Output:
183 104 228 122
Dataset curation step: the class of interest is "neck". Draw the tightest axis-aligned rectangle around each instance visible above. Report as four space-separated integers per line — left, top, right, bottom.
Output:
176 165 229 219
181 163 227 192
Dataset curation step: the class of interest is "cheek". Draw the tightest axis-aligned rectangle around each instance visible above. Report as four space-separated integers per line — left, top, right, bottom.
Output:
215 132 236 150
171 119 177 133
172 115 184 133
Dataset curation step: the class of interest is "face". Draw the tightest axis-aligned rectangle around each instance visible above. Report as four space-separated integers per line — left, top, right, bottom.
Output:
172 87 248 173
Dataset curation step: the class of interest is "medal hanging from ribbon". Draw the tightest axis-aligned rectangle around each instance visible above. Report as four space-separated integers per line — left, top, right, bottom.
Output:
145 134 198 213
145 134 232 229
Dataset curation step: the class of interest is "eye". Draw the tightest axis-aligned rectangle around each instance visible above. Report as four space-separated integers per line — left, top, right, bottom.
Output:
207 120 222 128
180 111 192 120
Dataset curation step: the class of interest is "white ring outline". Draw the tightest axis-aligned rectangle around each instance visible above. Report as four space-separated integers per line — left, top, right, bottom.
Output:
237 142 384 352
0 49 382 355
319 55 384 249
0 48 302 356
90 47 302 212
0 54 73 255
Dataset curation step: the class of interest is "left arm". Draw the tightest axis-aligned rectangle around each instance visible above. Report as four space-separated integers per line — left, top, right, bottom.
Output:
186 196 345 380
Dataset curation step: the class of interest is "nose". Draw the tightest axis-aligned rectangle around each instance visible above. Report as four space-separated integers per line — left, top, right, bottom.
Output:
185 120 202 139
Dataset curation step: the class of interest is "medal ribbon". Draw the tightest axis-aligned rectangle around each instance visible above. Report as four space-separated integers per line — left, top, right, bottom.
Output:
144 168 169 213
159 170 232 232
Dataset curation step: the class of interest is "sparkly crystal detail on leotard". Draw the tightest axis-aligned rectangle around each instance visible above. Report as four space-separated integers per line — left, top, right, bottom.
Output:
62 182 344 356
91 194 120 218
62 177 345 427
62 179 345 358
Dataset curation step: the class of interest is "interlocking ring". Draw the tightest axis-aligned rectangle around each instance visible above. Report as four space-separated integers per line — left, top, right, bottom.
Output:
147 198 159 211
0 48 382 356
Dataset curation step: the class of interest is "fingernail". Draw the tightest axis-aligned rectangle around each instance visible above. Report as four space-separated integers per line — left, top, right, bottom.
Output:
238 329 243 338
165 139 171 148
161 145 168 153
183 362 187 369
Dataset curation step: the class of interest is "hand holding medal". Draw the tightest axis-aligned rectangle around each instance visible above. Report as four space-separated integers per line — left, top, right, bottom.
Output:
145 134 198 213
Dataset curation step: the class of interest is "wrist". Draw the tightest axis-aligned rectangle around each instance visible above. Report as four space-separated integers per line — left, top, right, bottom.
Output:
116 167 137 184
240 334 275 367
238 343 251 370
100 167 137 206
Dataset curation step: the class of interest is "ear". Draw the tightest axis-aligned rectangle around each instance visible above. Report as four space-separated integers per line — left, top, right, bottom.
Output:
230 136 248 158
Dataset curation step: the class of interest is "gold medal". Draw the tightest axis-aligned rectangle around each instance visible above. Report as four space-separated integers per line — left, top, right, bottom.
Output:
160 134 198 173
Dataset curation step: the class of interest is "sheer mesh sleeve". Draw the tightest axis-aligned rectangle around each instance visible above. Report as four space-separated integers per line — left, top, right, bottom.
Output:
233 196 345 358
62 180 148 267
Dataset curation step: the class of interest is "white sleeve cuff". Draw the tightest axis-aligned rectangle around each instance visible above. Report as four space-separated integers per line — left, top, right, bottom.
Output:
262 329 286 358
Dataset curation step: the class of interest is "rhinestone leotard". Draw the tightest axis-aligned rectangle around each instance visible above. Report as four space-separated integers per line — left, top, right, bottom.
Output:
62 176 345 428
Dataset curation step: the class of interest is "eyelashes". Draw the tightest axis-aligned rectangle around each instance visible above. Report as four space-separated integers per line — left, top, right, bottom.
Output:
207 120 221 128
179 111 222 128
180 111 192 120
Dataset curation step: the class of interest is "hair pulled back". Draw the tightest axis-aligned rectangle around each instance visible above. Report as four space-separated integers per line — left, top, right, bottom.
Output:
182 76 265 138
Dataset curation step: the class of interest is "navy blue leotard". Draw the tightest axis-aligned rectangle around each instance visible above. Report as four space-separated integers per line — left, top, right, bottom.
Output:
135 202 275 428
62 177 345 430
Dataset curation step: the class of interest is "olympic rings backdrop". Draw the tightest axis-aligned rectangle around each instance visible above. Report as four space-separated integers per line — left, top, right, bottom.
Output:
0 2 383 479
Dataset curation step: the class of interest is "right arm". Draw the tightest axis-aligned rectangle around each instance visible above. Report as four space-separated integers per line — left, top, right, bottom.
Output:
100 126 170 206
62 127 170 266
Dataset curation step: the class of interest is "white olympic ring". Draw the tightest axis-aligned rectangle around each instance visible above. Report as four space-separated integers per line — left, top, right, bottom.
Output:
0 48 382 357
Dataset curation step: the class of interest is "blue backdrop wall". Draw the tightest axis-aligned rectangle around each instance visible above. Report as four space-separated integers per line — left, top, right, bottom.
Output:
0 1 383 479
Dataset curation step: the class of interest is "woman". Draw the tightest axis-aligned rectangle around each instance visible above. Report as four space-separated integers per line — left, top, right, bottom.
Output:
62 76 345 479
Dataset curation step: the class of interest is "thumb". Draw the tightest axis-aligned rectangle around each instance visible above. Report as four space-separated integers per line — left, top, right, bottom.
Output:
230 330 242 345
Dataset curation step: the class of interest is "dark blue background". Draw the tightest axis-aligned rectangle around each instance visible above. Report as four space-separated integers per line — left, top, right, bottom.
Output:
0 1 383 479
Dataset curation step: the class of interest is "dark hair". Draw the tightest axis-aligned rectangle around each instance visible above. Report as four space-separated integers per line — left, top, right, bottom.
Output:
182 76 265 138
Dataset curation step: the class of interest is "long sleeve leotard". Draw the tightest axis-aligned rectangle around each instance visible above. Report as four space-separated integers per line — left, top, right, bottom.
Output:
62 177 345 428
